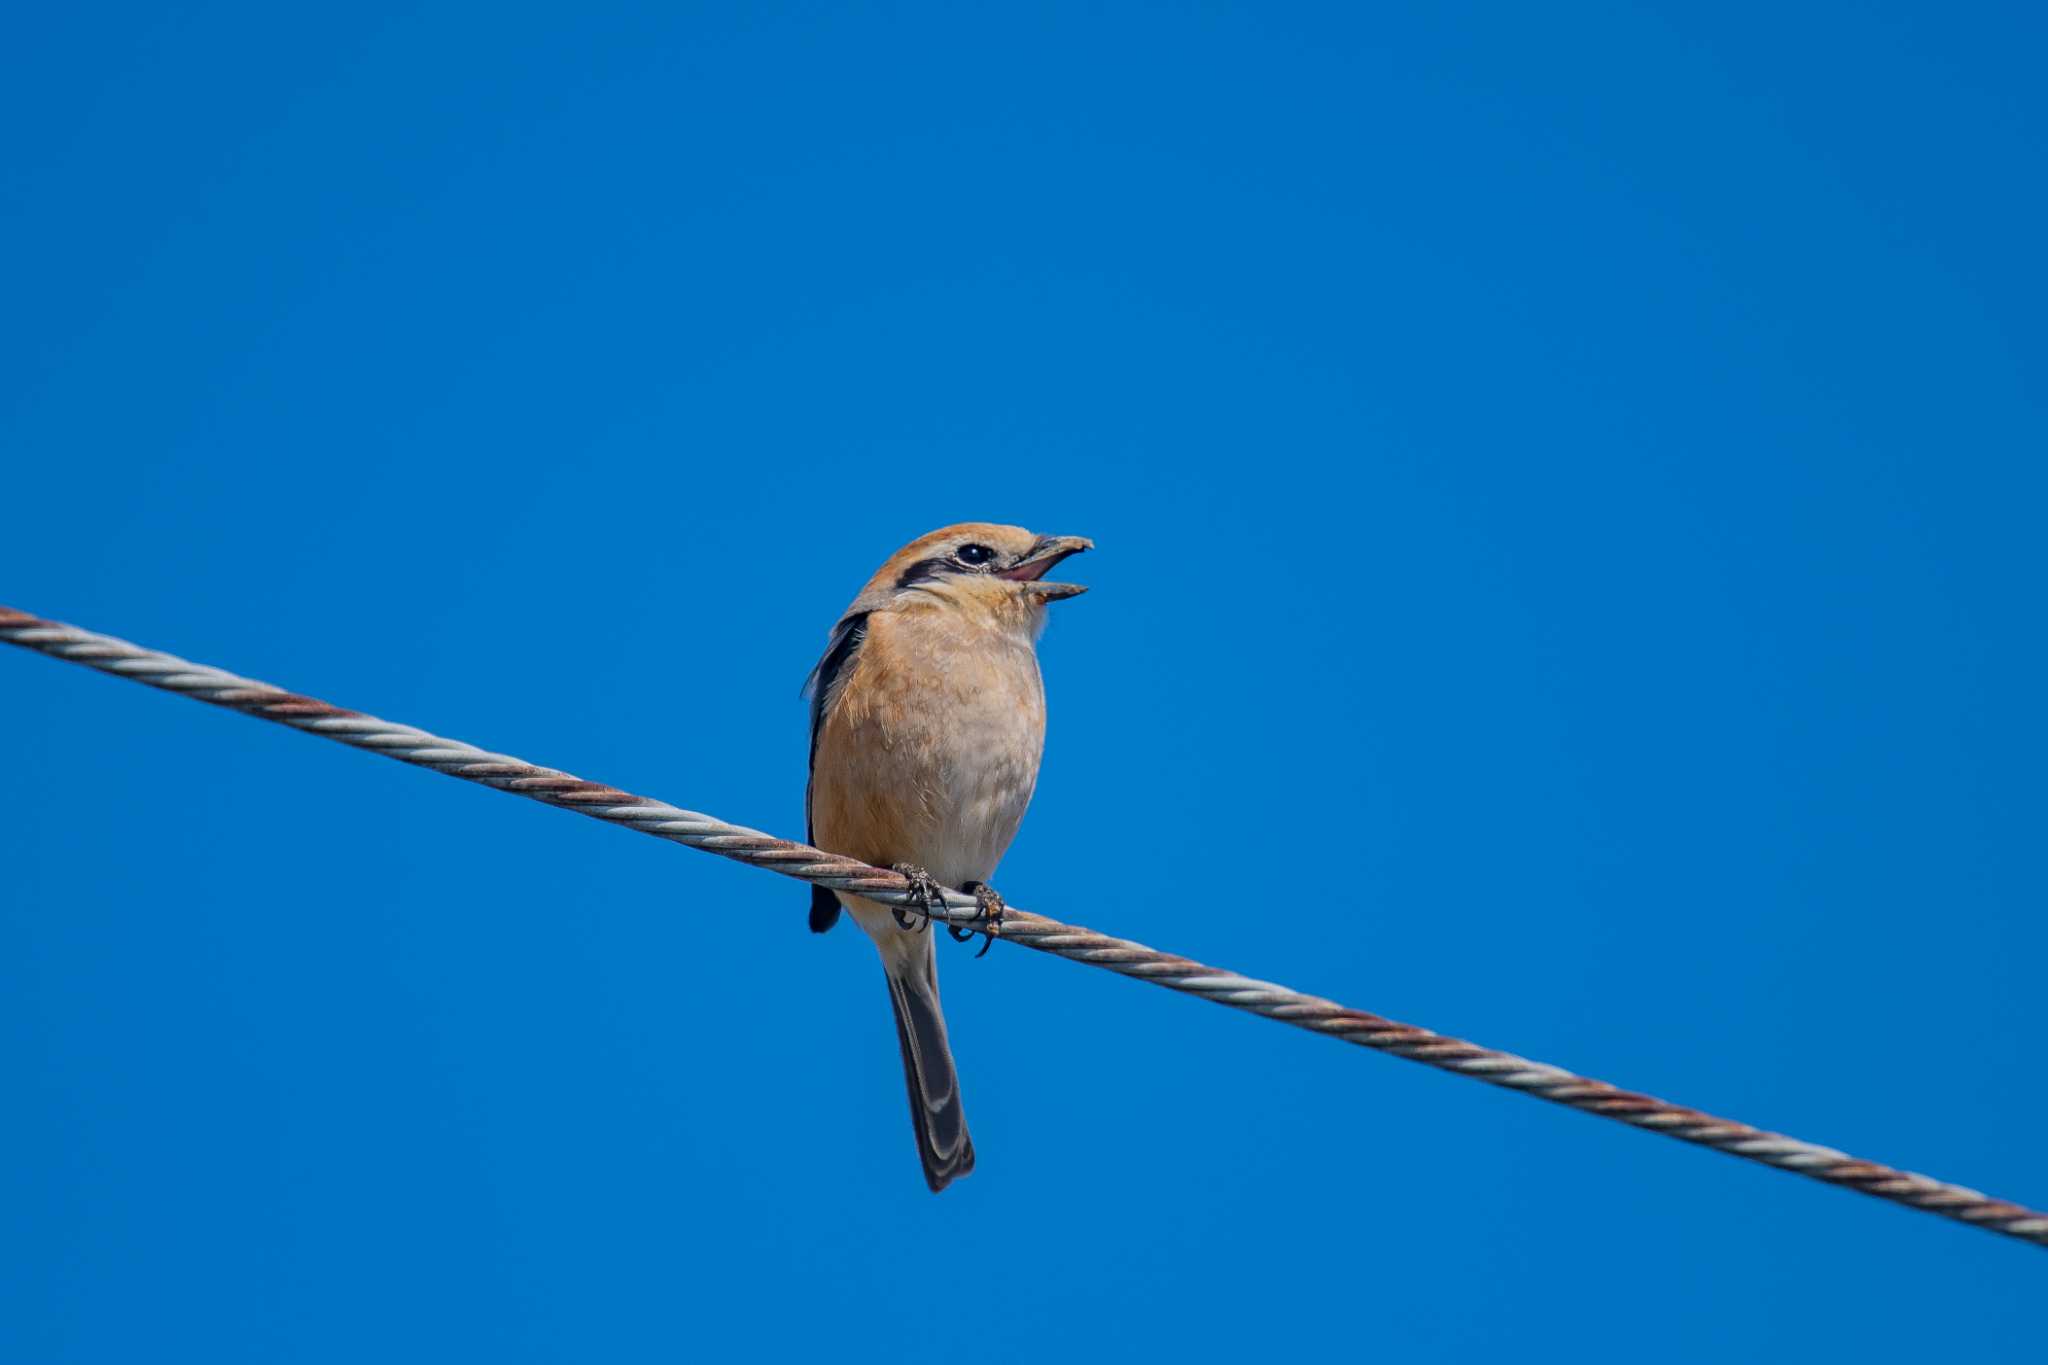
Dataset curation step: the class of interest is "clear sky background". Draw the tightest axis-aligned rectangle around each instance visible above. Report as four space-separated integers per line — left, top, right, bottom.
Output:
4 4 2044 1361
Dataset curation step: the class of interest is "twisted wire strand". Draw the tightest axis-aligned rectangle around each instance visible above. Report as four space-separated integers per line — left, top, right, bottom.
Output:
5 603 2043 1250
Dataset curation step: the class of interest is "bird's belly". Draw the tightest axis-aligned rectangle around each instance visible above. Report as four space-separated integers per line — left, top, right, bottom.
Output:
921 696 1040 883
813 644 1045 888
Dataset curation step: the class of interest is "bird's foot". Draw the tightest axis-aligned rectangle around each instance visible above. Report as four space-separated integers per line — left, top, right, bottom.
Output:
889 863 943 932
952 881 1006 958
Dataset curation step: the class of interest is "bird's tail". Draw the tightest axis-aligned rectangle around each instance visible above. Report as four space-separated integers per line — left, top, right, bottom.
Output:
882 939 976 1192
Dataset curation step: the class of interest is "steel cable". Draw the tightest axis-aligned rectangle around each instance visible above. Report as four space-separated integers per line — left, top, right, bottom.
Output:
5 603 2042 1249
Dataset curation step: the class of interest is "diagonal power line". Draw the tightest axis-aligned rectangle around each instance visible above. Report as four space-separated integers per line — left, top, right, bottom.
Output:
4 602 2043 1249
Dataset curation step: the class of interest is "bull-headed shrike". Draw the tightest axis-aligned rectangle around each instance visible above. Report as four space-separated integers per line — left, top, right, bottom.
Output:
803 523 1092 1192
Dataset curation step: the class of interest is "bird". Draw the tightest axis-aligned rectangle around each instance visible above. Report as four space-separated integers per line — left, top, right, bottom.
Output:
802 522 1092 1192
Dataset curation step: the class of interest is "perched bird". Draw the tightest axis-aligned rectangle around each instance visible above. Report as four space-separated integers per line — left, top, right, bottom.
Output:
803 523 1092 1192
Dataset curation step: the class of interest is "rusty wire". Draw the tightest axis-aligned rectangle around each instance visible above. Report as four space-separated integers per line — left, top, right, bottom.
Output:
4 601 2044 1250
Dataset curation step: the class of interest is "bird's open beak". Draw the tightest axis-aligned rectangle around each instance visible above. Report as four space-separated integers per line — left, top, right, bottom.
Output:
997 535 1094 600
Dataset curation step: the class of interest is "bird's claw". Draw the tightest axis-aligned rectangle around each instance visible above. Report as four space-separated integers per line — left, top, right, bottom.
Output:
954 881 1006 958
890 863 942 932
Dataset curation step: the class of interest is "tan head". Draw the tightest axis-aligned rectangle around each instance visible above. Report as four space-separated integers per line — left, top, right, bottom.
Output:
845 522 1094 627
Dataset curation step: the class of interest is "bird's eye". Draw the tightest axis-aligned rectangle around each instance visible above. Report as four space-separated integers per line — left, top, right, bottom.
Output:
956 544 996 567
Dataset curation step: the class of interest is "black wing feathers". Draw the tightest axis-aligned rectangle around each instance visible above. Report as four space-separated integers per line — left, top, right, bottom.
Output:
801 612 870 934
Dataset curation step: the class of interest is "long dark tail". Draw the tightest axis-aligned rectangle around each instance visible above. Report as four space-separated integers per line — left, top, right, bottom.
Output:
883 946 975 1192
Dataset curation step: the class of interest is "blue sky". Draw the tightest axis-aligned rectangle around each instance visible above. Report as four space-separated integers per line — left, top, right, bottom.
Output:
4 3 2044 1360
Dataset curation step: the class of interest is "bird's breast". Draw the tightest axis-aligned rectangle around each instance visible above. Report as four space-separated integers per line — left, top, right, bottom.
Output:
811 610 1048 887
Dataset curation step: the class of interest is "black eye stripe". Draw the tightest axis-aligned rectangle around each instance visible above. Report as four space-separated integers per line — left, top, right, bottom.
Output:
893 543 1002 590
893 557 949 589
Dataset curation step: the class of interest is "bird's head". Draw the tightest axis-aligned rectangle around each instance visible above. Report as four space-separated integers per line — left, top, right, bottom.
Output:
853 523 1094 629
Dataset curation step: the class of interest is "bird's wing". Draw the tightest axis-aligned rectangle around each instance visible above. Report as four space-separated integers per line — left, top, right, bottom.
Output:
799 611 870 932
